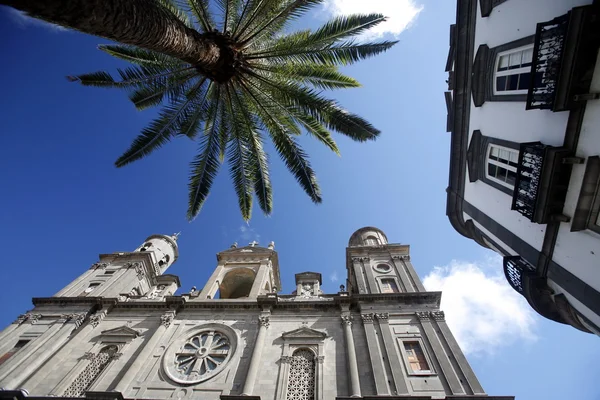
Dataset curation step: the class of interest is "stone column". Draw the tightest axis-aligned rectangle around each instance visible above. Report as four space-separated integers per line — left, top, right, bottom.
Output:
361 258 378 293
351 258 367 294
431 311 484 394
2 313 86 389
113 310 175 395
404 258 426 292
241 314 270 396
375 313 408 394
417 312 463 394
390 256 410 292
249 263 269 298
341 314 361 398
361 313 388 395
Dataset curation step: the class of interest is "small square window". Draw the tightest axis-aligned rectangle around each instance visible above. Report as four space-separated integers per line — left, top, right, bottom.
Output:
104 270 115 275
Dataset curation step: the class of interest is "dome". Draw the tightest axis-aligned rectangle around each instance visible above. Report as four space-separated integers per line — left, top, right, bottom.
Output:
348 227 388 247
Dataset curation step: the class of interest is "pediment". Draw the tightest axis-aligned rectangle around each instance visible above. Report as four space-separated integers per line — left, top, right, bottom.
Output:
282 327 327 339
99 326 140 338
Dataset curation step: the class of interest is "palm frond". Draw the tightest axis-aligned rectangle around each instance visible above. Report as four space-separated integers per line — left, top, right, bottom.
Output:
98 45 182 67
254 63 360 90
115 80 205 167
187 84 224 220
179 79 213 138
180 0 214 32
128 72 199 110
248 40 397 65
239 0 323 45
230 83 273 214
224 84 254 220
157 0 196 28
67 71 118 88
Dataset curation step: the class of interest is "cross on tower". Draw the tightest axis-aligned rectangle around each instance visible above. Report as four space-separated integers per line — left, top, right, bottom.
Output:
249 241 259 247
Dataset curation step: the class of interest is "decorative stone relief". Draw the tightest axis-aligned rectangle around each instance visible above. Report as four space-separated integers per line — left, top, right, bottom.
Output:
431 311 445 321
281 355 293 364
162 327 236 385
89 311 107 328
285 349 316 400
360 313 374 324
316 355 325 364
29 314 42 324
14 314 29 325
340 315 353 326
64 345 118 397
416 312 430 321
375 313 389 322
90 262 108 270
258 315 270 327
161 311 175 328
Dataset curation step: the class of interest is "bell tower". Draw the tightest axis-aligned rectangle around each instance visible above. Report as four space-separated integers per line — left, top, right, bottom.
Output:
197 241 281 299
346 227 426 294
54 233 179 300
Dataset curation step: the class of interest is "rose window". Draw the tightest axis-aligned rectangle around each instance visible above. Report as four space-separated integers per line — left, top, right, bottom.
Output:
163 327 235 384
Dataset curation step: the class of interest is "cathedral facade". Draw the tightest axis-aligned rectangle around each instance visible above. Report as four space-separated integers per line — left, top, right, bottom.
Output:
0 227 512 400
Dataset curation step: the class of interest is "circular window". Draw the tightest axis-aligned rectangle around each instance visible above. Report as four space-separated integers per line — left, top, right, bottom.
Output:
163 326 236 384
373 264 392 273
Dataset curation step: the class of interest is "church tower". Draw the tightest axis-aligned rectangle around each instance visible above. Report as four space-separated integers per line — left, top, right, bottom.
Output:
0 228 512 400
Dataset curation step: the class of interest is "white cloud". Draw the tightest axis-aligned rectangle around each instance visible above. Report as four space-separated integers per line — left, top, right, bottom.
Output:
238 225 260 243
321 0 423 39
423 255 538 356
329 270 339 282
7 9 68 32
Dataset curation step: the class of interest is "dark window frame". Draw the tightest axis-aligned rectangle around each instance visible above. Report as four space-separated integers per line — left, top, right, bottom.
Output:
467 130 520 196
571 156 600 234
479 0 509 18
472 36 535 107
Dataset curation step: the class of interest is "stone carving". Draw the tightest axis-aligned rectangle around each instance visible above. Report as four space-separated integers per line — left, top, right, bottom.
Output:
64 345 118 397
317 355 325 364
89 311 106 328
361 313 374 324
161 311 175 328
14 314 29 325
416 311 430 321
70 313 87 328
431 311 445 321
375 313 389 321
90 262 108 270
258 315 270 327
164 328 234 385
340 315 353 326
28 313 42 324
286 349 315 400
351 257 369 263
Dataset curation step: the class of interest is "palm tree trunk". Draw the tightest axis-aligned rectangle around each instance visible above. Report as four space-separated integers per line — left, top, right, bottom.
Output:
1 0 220 66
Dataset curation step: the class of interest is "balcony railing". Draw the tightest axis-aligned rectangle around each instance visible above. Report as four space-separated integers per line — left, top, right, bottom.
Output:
503 256 536 294
526 14 569 110
511 142 546 221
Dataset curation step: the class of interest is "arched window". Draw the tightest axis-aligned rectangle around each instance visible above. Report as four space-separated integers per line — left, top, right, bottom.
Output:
63 345 118 397
286 349 316 400
381 278 399 293
158 255 170 267
364 236 378 246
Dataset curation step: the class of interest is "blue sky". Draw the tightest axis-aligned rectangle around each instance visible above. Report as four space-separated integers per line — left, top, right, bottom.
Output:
1 1 599 398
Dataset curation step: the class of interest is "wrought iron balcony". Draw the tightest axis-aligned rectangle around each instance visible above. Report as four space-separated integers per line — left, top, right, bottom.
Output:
526 15 569 110
503 256 536 294
526 6 600 111
512 142 545 221
511 142 574 224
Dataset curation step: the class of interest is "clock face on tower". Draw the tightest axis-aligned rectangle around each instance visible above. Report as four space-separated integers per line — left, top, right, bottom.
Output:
162 325 237 384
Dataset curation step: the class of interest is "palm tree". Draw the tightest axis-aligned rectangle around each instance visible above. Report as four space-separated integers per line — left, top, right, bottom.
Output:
6 0 396 220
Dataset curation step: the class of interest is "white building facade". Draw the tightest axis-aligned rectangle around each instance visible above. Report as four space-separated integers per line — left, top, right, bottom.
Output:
0 228 512 400
446 0 600 335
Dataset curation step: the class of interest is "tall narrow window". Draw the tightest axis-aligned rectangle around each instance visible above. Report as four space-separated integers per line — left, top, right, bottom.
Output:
63 345 118 397
381 278 399 293
0 340 29 366
364 236 379 246
487 145 519 189
404 342 430 373
494 45 534 94
286 349 315 400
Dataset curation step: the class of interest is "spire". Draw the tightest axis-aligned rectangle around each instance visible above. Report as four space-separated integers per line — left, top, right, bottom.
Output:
172 232 181 241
